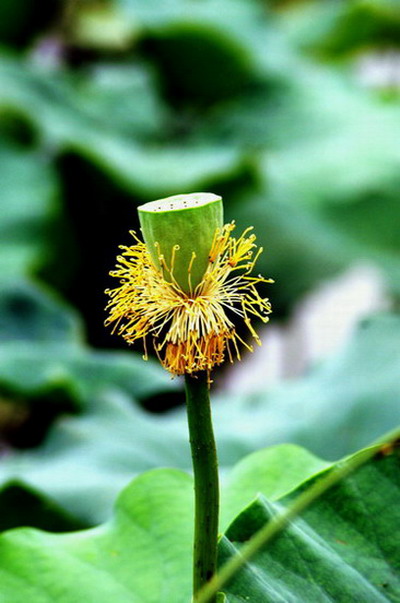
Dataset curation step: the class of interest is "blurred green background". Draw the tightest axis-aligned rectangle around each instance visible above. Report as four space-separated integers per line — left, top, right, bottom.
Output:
0 0 399 531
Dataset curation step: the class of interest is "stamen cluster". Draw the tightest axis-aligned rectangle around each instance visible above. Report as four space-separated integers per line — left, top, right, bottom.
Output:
105 223 272 375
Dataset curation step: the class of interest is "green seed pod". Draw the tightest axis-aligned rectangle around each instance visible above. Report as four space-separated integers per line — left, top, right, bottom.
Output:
138 192 223 293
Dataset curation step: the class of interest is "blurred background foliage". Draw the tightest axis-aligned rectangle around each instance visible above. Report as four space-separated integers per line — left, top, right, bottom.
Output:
0 0 399 532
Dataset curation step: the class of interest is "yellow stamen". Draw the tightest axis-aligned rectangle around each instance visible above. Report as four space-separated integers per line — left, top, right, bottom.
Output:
105 223 272 376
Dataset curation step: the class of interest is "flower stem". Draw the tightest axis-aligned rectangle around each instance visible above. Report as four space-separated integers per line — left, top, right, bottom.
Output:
185 372 219 603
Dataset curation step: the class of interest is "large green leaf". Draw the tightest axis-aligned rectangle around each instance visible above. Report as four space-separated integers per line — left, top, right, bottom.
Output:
211 313 400 461
281 0 400 56
231 184 400 308
0 56 248 196
0 55 165 145
221 446 400 602
0 391 188 526
220 445 328 531
0 279 84 345
0 481 86 533
0 443 398 601
262 111 400 208
314 191 400 296
0 279 176 405
229 193 350 308
64 63 169 142
0 470 194 603
119 0 267 106
0 146 59 278
0 338 178 408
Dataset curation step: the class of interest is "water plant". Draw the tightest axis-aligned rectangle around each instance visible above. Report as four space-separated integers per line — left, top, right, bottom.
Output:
105 192 273 600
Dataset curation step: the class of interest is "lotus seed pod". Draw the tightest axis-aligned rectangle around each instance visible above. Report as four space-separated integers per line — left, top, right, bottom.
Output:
138 192 223 293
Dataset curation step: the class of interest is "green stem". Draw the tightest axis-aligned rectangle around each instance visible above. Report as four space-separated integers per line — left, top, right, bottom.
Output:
185 372 219 603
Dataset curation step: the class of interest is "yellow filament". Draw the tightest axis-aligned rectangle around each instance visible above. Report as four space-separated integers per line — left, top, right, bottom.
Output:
105 223 273 375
